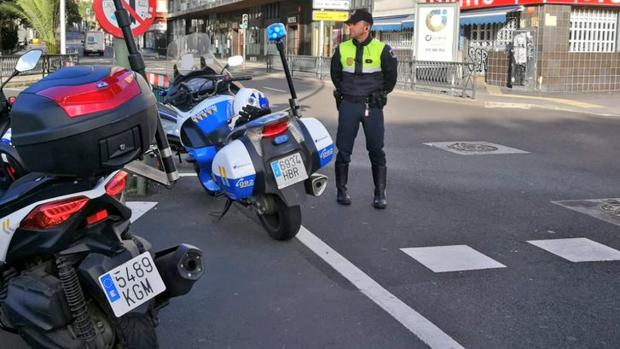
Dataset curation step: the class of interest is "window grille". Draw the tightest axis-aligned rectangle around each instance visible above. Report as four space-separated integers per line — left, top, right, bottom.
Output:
467 19 517 50
379 31 413 50
569 8 618 53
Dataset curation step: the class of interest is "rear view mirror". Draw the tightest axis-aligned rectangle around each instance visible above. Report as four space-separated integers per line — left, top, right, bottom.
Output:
15 50 43 72
227 56 244 67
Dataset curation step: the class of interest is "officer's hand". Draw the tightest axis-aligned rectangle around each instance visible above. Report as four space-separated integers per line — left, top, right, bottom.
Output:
370 91 387 109
333 89 343 111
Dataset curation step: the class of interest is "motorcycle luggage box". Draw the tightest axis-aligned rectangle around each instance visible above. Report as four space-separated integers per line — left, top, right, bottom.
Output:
11 66 157 177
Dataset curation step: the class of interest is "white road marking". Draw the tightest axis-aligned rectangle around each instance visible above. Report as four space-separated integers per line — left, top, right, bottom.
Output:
297 226 465 349
179 172 198 177
528 238 620 262
125 201 158 223
263 86 287 93
401 245 507 273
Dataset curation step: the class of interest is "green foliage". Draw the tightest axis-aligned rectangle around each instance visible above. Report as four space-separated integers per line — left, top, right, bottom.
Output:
66 0 82 26
0 26 18 51
0 0 60 53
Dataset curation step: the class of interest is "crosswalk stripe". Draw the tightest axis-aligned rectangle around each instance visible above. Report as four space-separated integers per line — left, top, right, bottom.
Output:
125 201 158 223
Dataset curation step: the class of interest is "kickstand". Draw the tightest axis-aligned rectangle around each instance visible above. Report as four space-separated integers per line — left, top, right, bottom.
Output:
209 199 233 221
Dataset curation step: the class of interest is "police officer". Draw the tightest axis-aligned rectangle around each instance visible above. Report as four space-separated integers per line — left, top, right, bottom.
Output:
331 9 398 209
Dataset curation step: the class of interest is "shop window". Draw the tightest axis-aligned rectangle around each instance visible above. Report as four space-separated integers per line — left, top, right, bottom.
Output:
570 8 618 53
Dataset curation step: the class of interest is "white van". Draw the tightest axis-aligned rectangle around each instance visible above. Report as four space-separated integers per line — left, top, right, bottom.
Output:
84 31 105 56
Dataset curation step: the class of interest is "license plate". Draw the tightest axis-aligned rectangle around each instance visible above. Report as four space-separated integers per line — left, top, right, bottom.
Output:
98 252 166 318
270 152 308 189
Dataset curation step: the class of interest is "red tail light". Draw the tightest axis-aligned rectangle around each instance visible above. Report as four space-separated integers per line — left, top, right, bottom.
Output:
262 120 289 138
105 171 128 200
86 209 109 225
21 197 89 230
36 69 140 118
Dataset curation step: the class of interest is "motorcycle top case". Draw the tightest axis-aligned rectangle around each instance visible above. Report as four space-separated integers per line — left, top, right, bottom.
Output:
11 66 157 177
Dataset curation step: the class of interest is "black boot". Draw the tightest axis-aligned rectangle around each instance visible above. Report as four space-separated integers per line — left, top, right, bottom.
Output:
335 164 351 205
372 166 387 209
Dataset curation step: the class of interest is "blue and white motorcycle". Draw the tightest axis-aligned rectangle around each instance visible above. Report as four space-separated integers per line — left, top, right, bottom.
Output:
159 27 334 240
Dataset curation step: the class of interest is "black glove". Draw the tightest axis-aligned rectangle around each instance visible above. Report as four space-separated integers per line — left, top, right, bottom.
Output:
333 89 343 111
235 105 272 127
369 91 387 109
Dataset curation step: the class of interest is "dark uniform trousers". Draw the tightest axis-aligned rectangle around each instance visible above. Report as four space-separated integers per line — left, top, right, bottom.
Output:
335 99 386 168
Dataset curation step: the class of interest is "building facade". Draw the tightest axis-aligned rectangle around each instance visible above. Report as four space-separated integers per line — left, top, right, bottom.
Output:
371 0 620 92
167 0 371 59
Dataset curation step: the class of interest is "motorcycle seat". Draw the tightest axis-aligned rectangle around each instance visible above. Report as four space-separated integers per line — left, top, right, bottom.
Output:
0 172 55 217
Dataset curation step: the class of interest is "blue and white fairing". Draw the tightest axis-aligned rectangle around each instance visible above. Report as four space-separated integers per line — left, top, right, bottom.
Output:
211 140 256 200
299 117 334 169
1 128 12 146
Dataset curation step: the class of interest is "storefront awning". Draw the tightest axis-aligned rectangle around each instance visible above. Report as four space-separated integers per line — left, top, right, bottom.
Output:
402 14 415 30
372 15 415 32
460 6 522 25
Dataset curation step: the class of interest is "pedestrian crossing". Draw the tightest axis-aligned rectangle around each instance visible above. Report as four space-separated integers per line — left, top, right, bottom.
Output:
127 197 620 275
402 237 620 274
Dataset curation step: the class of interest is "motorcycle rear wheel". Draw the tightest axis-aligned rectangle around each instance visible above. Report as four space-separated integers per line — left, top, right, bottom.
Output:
115 313 159 349
258 196 301 241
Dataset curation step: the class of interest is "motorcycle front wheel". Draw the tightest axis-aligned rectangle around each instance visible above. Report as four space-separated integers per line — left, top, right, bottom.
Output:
258 196 301 241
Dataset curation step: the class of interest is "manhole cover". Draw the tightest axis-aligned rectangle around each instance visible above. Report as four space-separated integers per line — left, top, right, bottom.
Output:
600 200 620 217
447 142 498 153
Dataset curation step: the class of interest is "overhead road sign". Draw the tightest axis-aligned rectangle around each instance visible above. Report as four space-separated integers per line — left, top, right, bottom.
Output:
312 10 350 21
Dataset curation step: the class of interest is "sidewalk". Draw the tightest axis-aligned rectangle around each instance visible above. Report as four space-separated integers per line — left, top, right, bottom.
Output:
240 60 619 117
5 59 618 117
478 83 620 117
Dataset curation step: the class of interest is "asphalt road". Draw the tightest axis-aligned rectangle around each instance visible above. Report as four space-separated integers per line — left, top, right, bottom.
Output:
3 71 620 348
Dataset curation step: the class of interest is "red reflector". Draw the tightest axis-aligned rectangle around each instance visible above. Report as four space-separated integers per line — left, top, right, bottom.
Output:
86 209 109 225
262 120 289 138
36 69 140 118
8 96 16 106
105 171 128 199
21 197 89 230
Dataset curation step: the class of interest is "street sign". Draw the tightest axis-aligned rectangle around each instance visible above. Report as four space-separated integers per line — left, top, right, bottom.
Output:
312 0 351 10
93 0 156 38
312 10 349 21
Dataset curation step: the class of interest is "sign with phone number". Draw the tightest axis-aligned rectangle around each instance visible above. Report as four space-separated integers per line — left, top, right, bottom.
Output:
425 0 620 10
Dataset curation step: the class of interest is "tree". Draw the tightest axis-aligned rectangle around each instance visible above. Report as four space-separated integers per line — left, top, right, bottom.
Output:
0 0 19 52
0 0 59 53
66 0 82 27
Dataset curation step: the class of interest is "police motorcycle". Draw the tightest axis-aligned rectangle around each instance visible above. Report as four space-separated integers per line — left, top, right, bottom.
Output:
0 1 203 348
158 26 334 241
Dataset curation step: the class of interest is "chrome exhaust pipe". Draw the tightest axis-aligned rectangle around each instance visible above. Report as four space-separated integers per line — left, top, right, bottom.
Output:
154 244 204 298
305 173 328 197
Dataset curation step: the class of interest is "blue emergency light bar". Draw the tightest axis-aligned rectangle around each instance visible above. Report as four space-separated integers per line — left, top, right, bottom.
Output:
267 23 286 41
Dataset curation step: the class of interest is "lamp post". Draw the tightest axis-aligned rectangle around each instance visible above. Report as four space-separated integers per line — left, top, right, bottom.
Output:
60 0 66 54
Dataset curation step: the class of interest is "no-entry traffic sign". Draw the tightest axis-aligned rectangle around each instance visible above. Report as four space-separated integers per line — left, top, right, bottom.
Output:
93 0 156 38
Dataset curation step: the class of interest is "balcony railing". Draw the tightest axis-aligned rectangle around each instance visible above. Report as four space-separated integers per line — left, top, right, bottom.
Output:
169 0 244 18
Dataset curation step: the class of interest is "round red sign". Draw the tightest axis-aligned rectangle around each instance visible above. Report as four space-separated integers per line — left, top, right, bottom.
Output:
93 0 156 38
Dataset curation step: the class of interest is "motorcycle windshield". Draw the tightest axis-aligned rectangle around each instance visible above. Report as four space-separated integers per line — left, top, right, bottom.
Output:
165 33 226 79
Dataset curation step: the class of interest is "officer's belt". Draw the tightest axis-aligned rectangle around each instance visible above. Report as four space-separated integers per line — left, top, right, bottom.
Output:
342 95 370 103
